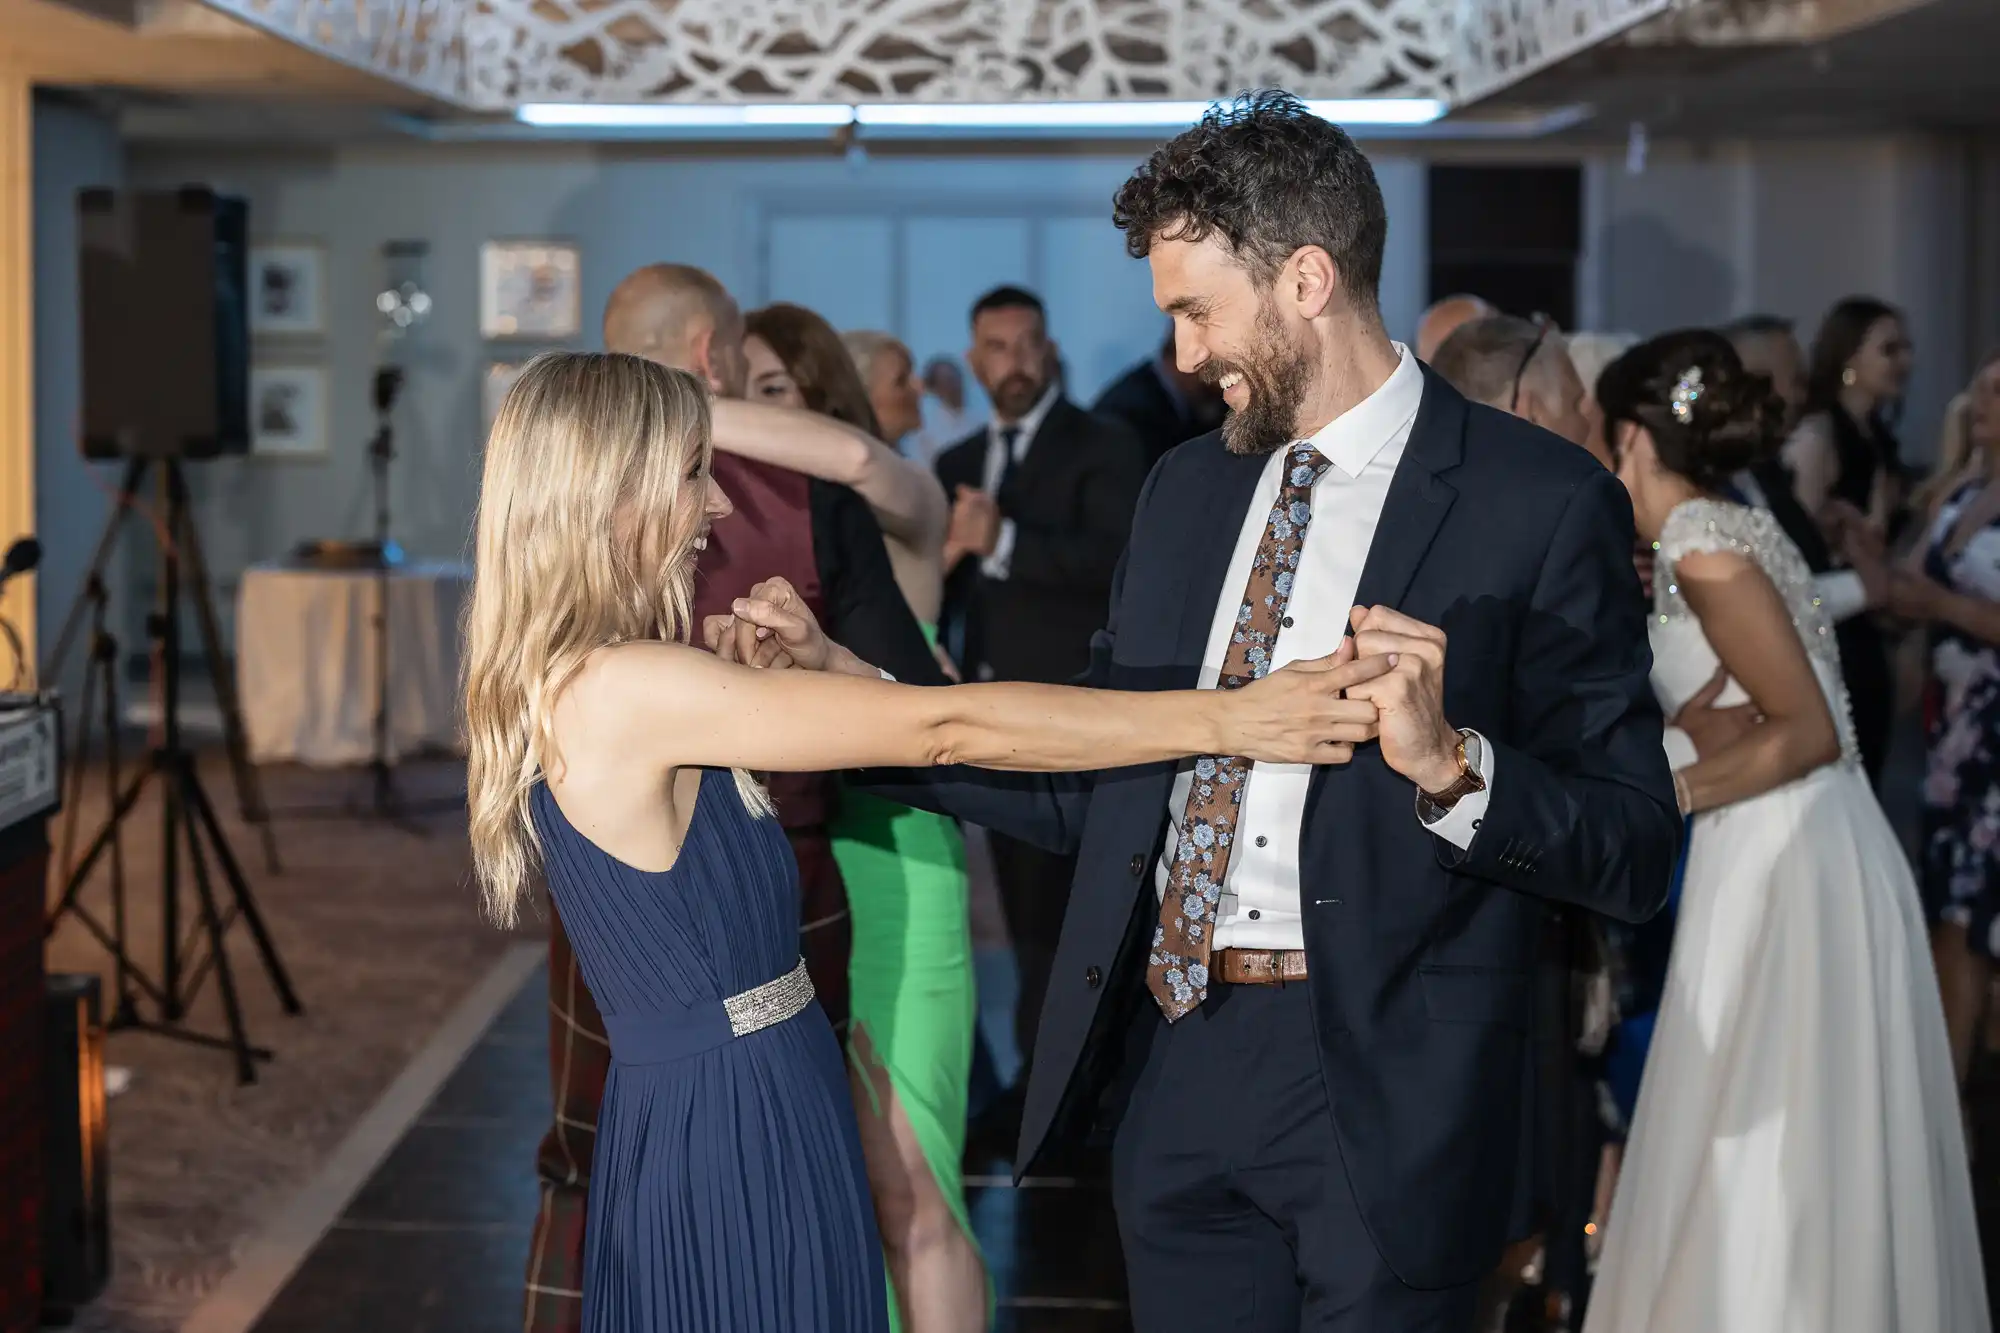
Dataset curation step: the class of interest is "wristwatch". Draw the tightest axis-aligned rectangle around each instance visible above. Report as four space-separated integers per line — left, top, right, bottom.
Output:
1416 729 1485 821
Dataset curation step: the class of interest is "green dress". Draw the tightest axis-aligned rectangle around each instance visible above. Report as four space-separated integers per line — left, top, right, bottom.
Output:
833 632 984 1329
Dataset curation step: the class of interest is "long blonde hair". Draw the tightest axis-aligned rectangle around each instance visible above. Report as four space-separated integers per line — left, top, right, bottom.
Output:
463 351 764 926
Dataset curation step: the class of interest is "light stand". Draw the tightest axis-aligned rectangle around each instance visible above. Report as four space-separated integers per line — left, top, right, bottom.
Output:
45 462 302 1085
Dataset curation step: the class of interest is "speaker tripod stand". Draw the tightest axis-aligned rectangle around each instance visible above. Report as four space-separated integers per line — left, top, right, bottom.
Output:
44 459 302 1084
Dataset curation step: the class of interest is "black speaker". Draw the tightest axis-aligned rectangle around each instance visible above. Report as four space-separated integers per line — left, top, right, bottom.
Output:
78 186 250 460
40 975 109 1319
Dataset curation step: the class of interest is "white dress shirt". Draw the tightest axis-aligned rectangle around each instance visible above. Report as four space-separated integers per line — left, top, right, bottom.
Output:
979 382 1062 581
1154 344 1494 951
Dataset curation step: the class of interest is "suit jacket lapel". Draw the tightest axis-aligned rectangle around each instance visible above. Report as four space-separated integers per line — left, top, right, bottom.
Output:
1005 397 1077 503
1173 435 1268 669
1349 366 1465 613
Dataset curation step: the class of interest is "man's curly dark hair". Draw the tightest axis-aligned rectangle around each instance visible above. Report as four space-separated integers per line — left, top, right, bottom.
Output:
1113 90 1388 315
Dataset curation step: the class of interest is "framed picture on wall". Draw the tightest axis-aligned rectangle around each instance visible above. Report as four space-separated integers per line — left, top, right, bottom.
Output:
248 242 326 336
249 365 328 458
480 240 581 340
483 360 529 433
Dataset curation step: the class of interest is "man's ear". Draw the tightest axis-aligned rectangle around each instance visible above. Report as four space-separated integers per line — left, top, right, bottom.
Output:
690 325 722 393
1288 246 1339 322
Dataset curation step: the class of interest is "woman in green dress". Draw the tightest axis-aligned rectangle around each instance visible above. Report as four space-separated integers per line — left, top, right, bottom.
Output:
709 305 989 1333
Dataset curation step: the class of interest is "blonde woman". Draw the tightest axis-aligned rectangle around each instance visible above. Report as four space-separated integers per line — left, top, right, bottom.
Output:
464 351 1392 1333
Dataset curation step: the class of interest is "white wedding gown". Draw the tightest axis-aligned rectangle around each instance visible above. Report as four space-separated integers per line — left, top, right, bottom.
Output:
1584 498 1989 1333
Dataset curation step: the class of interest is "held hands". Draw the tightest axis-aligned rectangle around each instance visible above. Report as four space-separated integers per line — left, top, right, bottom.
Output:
702 577 833 672
1226 636 1390 765
1343 605 1463 794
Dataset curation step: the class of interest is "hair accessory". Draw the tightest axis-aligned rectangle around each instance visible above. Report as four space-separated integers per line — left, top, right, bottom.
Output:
1668 365 1704 424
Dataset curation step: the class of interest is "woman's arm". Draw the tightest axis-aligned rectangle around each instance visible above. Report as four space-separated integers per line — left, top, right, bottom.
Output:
1782 415 1839 521
588 638 1388 777
1672 548 1843 814
1900 577 2000 648
709 399 948 546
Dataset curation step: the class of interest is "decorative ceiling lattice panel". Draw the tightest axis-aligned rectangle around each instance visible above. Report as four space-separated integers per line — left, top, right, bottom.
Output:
1451 0 1673 102
192 0 466 101
458 0 1457 109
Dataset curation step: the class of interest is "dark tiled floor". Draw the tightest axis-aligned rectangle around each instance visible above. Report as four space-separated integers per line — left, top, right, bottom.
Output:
249 967 1130 1333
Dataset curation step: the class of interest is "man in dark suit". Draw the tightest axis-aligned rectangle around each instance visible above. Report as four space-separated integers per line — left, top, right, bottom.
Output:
933 285 1148 1080
523 263 942 1333
856 95 1677 1330
1093 327 1227 468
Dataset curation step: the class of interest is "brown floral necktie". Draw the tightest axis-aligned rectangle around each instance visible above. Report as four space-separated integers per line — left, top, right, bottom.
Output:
1147 441 1332 1021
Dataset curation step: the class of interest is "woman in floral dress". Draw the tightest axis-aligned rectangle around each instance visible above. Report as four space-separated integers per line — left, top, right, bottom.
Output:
1901 348 2000 1111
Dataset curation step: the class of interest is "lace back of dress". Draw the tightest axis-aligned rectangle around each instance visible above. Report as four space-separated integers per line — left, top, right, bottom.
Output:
1653 498 1861 767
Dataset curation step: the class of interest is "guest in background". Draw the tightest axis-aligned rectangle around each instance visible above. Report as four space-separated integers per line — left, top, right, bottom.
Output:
1092 326 1226 468
910 356 977 466
1741 305 1907 782
1894 349 2000 1123
1912 386 1986 524
523 266 946 1333
729 304 988 1332
840 330 928 456
1788 296 1915 528
1415 291 1493 362
933 284 1147 1114
1567 332 1640 472
1721 314 1808 427
1429 314 1591 451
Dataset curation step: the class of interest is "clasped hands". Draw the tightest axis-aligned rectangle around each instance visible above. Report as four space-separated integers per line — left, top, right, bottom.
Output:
705 582 1466 786
940 487 1002 572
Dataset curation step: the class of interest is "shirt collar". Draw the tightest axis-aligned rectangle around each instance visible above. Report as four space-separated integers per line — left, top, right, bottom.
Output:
1298 342 1422 480
992 380 1062 450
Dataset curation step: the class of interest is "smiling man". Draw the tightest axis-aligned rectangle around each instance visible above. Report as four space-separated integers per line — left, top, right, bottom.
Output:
850 91 1678 1332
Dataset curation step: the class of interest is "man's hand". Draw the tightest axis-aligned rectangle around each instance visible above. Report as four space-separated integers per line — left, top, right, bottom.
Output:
947 486 1003 560
1670 667 1760 758
1342 605 1461 793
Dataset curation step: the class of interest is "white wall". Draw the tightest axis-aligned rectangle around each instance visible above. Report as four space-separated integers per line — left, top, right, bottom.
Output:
109 141 1424 637
29 126 1992 657
31 96 126 701
1579 132 1990 460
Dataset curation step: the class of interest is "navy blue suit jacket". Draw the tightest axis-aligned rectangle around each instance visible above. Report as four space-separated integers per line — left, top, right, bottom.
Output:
863 367 1677 1289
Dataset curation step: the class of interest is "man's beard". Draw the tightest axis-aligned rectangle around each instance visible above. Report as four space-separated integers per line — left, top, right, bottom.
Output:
988 370 1047 421
1204 303 1314 456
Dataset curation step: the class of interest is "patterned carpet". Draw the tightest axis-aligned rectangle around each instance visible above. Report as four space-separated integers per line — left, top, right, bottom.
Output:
42 751 536 1333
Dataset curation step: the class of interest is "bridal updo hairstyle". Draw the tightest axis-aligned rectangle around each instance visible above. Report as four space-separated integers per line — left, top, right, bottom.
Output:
1594 329 1786 491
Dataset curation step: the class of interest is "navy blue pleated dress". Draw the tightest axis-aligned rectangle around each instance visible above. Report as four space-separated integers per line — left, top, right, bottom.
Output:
531 771 888 1333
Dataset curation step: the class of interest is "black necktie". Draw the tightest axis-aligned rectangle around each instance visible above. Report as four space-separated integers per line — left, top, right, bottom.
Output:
995 426 1022 495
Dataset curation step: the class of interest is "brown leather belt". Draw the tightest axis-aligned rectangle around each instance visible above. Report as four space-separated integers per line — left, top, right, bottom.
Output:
1215 948 1309 985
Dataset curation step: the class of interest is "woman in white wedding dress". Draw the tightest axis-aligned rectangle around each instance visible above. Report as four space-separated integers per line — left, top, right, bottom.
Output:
1583 331 1987 1333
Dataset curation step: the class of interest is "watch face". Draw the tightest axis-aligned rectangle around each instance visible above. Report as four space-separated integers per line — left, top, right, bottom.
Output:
1461 730 1482 771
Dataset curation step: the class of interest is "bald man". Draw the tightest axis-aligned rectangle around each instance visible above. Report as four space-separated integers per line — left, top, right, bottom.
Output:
525 263 943 1333
1414 292 1493 363
1430 315 1593 457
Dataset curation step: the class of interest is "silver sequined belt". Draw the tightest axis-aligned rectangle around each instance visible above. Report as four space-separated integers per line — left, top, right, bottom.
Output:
599 958 817 1066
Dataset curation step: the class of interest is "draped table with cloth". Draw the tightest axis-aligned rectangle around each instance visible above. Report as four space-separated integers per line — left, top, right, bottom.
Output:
234 561 468 767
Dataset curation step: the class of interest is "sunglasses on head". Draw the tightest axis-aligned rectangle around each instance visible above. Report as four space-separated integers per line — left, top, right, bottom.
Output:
1509 314 1555 415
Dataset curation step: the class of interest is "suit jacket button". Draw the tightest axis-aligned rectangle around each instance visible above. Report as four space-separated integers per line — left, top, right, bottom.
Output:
1129 854 1146 876
1085 966 1103 989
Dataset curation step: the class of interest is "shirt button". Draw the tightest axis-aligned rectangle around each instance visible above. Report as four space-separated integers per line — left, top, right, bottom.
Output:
1255 835 1268 848
1085 966 1103 989
1248 909 1261 921
1129 854 1146 876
